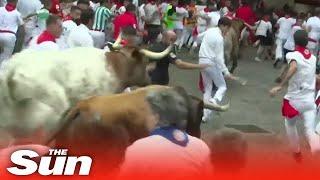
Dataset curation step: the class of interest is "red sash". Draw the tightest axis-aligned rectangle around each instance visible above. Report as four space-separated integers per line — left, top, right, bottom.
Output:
282 99 299 119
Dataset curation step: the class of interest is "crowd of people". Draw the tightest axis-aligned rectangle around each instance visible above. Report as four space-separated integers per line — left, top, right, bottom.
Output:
0 0 320 178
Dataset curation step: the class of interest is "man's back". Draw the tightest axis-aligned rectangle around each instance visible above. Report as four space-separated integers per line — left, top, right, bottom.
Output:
119 133 212 178
199 27 223 59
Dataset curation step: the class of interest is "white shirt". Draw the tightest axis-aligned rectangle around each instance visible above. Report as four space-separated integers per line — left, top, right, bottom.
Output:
17 0 42 18
175 7 188 29
220 7 229 17
306 16 320 42
255 20 272 37
138 4 146 31
28 37 60 51
197 9 209 27
285 51 316 100
68 24 94 48
199 27 229 75
0 7 23 33
208 11 221 27
119 132 212 178
144 3 161 25
284 25 302 51
276 17 296 40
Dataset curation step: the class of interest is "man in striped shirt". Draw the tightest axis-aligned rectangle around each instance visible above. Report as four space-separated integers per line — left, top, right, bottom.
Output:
91 0 112 48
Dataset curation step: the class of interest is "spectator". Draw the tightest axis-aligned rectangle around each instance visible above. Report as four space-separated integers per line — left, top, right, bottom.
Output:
68 9 94 48
306 8 320 56
113 3 138 40
174 0 188 51
254 14 272 62
91 0 113 48
29 15 63 51
236 0 256 44
49 0 62 16
273 10 296 68
24 0 52 37
209 128 248 174
0 0 24 62
148 30 209 85
118 88 213 179
144 0 161 44
76 0 90 11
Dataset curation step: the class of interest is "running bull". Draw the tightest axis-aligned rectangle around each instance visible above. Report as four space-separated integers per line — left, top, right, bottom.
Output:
0 41 172 143
47 85 229 170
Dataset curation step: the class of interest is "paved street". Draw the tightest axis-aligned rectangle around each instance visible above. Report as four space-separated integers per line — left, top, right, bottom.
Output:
170 46 320 170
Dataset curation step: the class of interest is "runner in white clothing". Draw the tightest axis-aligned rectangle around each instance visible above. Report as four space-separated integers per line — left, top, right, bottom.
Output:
273 12 296 67
270 30 320 161
68 9 94 48
199 17 236 122
306 8 320 56
0 0 24 62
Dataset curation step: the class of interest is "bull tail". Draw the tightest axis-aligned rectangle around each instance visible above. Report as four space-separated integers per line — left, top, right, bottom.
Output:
44 106 81 146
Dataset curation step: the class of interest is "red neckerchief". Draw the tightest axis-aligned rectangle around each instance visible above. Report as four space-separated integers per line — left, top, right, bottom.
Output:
295 45 311 59
5 3 16 12
37 31 56 44
116 2 124 9
204 7 211 13
284 15 290 19
63 15 72 21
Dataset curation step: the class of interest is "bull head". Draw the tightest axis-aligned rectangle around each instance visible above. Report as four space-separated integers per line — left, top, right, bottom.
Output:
112 34 173 60
107 35 173 91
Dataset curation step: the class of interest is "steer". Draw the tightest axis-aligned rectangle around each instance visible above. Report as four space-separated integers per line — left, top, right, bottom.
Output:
46 85 229 171
0 41 172 144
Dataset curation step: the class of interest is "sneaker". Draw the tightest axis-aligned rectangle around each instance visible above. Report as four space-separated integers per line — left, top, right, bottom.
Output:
254 57 262 62
293 152 303 163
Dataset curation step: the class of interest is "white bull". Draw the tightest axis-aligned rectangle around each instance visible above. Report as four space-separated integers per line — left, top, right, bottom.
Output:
0 44 172 144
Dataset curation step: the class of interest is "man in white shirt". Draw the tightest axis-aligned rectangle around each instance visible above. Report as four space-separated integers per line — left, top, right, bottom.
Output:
306 8 320 56
144 0 161 44
0 0 24 62
270 30 320 160
17 0 42 46
68 9 94 48
174 3 188 51
273 12 296 67
199 17 236 122
118 88 213 179
254 15 272 62
29 15 63 51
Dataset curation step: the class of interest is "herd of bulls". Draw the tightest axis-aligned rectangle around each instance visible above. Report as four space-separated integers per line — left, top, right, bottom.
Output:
0 39 229 171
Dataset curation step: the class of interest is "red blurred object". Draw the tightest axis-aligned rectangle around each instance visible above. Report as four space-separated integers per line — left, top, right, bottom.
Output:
282 99 300 119
50 0 62 16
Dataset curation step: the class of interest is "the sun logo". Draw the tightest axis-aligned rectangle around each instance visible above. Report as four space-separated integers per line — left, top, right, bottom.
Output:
7 149 92 176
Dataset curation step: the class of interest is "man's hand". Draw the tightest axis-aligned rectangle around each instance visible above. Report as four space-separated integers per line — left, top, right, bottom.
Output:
225 73 237 80
269 86 282 97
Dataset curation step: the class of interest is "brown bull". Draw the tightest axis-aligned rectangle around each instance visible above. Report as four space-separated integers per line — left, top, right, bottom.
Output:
225 19 246 73
46 85 229 171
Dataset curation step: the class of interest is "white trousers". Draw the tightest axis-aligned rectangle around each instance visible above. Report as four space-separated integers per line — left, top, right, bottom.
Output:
200 58 227 120
90 31 106 49
275 38 285 60
178 26 193 49
0 33 16 63
285 99 320 154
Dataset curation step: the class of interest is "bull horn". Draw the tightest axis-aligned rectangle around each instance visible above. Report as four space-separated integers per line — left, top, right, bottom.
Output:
139 45 173 60
203 102 230 112
112 34 123 49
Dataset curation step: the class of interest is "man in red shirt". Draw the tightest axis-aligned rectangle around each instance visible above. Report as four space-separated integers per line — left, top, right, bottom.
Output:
113 3 138 40
49 0 62 16
236 0 256 43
